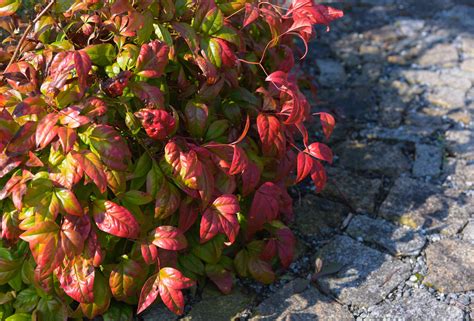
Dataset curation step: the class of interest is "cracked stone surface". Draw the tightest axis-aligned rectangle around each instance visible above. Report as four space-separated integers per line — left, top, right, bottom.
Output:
251 279 353 321
378 177 469 235
424 239 474 293
334 140 412 176
315 235 411 307
412 143 443 177
346 215 426 256
183 288 252 321
293 195 349 237
368 289 465 320
321 167 382 213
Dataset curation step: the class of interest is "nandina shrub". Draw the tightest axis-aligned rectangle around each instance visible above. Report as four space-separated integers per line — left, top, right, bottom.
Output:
0 0 342 319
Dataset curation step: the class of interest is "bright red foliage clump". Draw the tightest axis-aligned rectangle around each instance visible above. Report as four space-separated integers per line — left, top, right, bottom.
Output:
0 0 342 318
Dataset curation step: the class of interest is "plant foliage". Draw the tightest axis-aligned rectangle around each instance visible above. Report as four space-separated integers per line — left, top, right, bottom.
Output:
0 0 342 318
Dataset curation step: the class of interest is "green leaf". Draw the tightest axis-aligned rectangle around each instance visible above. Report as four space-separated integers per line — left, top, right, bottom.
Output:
201 8 224 35
117 44 139 71
0 0 20 17
0 291 14 305
178 253 205 276
103 302 133 321
5 313 31 321
137 12 154 45
83 44 117 66
13 288 39 313
192 234 225 264
213 26 240 47
202 38 222 68
205 119 229 142
121 190 153 205
55 189 83 216
36 296 68 321
154 23 173 47
0 256 22 285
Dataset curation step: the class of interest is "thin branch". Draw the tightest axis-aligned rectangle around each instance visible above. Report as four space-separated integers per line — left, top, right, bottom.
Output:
5 0 56 70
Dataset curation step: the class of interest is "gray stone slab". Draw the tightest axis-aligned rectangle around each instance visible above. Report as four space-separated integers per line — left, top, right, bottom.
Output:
368 289 465 320
444 158 474 190
294 195 349 237
334 141 412 176
462 220 474 241
426 87 466 109
251 279 353 321
183 287 252 321
379 177 469 235
316 59 347 86
360 126 436 143
417 43 459 68
424 239 474 293
315 235 410 307
142 303 178 321
321 167 382 213
346 215 426 256
446 129 474 160
412 144 443 177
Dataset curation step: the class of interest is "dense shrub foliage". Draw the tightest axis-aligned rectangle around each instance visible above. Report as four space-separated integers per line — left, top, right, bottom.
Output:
0 0 342 319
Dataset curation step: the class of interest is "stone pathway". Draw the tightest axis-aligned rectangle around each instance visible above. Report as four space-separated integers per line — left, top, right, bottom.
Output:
142 0 474 320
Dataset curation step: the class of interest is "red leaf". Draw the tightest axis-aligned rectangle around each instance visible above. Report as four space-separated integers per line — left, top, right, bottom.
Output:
136 40 169 78
72 150 107 193
260 239 277 262
159 267 195 290
248 183 280 236
130 81 165 108
241 162 261 197
215 39 237 68
141 241 159 265
229 145 248 175
178 199 198 233
310 161 327 193
158 282 184 315
36 113 59 149
56 256 95 303
20 221 62 275
265 71 289 88
137 268 194 315
89 125 131 171
102 71 132 98
207 268 233 294
243 3 260 27
57 127 77 154
93 200 139 239
306 142 333 164
158 267 194 314
73 51 92 93
109 258 145 302
26 151 43 167
319 112 335 139
137 273 160 314
276 228 296 268
295 151 313 183
154 181 181 219
55 188 83 216
7 121 36 156
135 109 176 140
153 226 188 251
200 194 240 244
256 114 286 157
61 215 90 258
